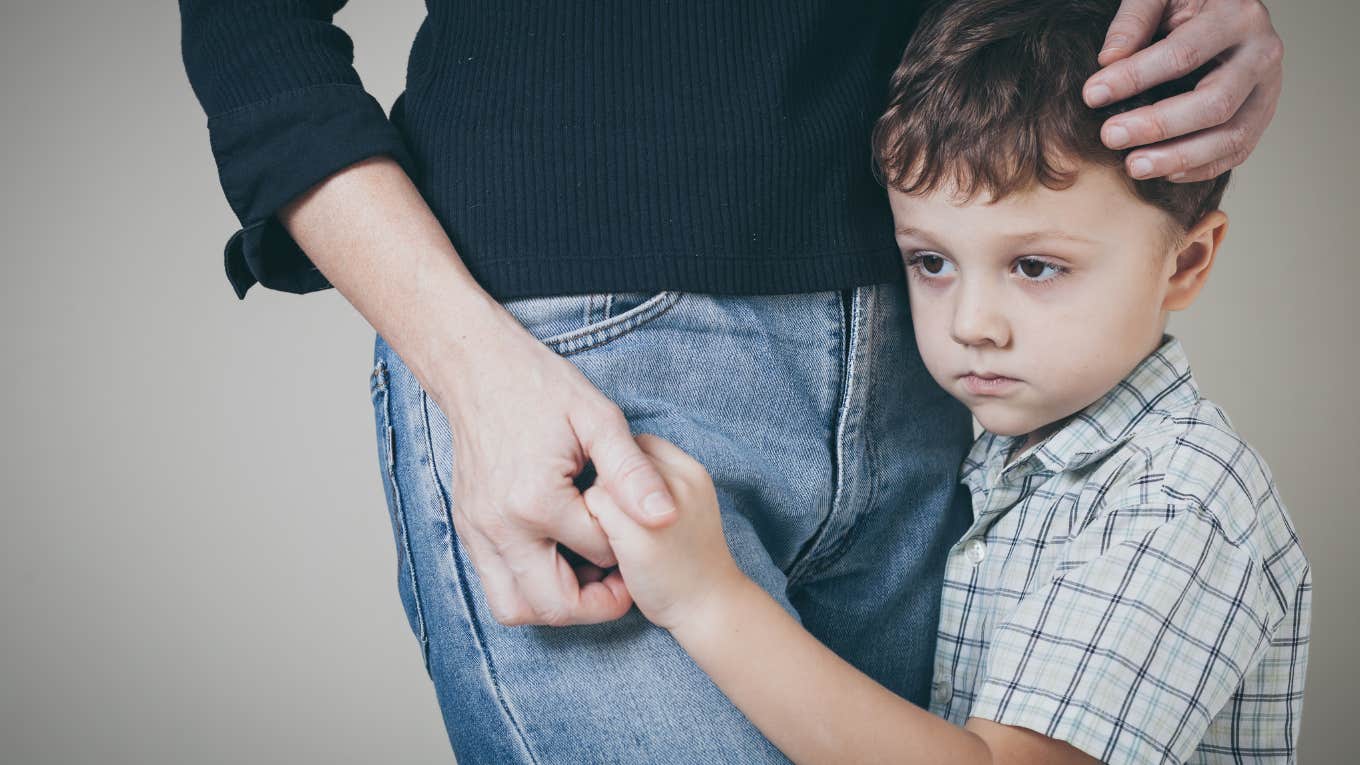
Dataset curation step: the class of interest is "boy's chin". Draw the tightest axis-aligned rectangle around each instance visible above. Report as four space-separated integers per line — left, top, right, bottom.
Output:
972 407 1050 439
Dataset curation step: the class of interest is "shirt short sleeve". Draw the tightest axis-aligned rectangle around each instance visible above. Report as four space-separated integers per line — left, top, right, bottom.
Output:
180 1 419 299
969 506 1273 765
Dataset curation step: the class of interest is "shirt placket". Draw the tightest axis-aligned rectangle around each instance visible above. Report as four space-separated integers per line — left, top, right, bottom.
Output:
934 455 1044 716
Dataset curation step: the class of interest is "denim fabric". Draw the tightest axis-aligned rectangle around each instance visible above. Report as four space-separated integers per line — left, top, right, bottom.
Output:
367 283 973 763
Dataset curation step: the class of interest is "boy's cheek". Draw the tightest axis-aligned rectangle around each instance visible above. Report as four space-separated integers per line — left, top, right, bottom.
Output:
907 307 954 383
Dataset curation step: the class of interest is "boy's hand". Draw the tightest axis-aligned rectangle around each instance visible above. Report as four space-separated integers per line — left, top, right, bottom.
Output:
1085 0 1283 182
583 434 748 632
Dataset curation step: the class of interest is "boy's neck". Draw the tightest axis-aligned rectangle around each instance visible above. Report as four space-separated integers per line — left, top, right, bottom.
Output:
1003 420 1066 467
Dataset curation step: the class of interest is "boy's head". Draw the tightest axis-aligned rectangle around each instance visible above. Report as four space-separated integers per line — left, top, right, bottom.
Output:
873 0 1232 443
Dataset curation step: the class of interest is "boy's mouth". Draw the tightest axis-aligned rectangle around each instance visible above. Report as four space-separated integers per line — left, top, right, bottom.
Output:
959 372 1021 396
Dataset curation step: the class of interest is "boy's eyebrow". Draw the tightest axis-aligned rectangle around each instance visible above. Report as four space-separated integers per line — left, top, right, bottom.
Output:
1006 230 1099 247
895 226 1097 247
894 226 943 245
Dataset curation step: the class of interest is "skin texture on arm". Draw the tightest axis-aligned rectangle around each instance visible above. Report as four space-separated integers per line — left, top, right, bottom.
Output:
582 436 1099 765
1086 0 1285 182
275 154 674 626
674 579 1097 765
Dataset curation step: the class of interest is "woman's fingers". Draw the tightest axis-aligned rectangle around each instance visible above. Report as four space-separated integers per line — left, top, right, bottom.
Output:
1133 79 1278 181
634 433 707 478
1082 0 1283 182
499 537 632 627
583 484 643 543
1098 50 1255 154
1095 0 1168 67
572 407 678 527
547 492 619 568
1086 7 1235 109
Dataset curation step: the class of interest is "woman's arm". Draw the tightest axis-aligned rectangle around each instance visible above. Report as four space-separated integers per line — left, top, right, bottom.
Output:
275 155 680 627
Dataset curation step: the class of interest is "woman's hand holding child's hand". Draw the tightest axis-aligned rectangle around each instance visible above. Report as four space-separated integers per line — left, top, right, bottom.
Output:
583 434 749 633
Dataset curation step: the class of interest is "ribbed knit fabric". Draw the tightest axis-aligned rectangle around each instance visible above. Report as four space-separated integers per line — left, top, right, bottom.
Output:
179 1 926 301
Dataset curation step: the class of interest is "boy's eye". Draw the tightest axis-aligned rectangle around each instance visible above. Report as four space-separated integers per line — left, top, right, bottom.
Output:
1014 257 1065 281
909 251 955 276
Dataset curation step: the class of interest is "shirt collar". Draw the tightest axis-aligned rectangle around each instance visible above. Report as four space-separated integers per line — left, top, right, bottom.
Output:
963 334 1201 488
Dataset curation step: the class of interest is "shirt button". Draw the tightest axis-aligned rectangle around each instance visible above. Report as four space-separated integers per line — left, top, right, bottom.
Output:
932 679 952 705
963 538 988 566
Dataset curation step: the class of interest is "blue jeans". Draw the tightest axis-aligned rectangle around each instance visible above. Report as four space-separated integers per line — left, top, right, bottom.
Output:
367 282 973 763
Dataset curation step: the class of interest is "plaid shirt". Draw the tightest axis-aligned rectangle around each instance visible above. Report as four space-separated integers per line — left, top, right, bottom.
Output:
930 335 1311 763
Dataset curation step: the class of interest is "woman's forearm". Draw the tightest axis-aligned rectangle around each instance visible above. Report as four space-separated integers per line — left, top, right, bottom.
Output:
671 580 991 765
276 154 523 407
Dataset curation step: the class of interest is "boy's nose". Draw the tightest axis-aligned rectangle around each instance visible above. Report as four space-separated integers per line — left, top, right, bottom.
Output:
950 288 1010 348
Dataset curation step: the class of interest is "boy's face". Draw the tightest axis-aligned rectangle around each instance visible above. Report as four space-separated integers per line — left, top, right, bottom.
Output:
889 161 1186 440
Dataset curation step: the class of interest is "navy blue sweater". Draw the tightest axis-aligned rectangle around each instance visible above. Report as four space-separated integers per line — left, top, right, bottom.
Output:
179 1 924 300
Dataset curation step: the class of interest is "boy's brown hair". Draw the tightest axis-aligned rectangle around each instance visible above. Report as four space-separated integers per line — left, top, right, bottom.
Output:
873 0 1230 231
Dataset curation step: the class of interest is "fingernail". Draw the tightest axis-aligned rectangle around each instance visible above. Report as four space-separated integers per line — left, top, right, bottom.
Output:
1129 157 1155 179
1086 83 1113 107
642 492 674 517
1105 124 1131 149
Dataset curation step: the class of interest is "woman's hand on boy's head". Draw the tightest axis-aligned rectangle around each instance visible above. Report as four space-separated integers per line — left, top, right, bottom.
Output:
582 434 747 632
1083 0 1283 183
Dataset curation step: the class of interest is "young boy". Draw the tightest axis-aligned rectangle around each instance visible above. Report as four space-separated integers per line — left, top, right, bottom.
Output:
581 0 1311 762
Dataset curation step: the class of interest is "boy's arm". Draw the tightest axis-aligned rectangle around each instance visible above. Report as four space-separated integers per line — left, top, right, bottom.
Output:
672 579 1097 765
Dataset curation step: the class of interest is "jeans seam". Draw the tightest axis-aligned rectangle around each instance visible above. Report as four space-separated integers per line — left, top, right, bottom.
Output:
372 360 431 668
420 389 541 765
801 303 882 580
786 288 857 584
552 291 684 357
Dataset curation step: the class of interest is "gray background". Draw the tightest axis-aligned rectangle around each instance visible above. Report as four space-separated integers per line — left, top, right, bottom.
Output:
1 1 1353 762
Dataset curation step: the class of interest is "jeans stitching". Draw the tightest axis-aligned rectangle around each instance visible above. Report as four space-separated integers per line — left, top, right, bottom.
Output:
371 360 431 667
551 292 684 357
802 294 883 580
419 389 541 765
786 289 857 584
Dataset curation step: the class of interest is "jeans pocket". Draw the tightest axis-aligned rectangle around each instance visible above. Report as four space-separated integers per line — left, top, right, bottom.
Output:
502 291 683 357
368 357 432 674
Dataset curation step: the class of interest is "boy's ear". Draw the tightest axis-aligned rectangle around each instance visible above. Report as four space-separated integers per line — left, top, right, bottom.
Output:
1163 210 1228 312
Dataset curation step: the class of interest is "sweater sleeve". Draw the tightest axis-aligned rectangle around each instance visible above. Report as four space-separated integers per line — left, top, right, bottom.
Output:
178 0 419 299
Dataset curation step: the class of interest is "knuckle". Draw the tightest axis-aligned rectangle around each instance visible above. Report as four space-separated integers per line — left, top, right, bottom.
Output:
1203 88 1238 125
1223 124 1252 159
489 601 528 627
612 450 658 485
502 485 553 526
1242 0 1271 27
1145 110 1172 143
1112 8 1154 32
1119 63 1146 96
595 404 629 433
1168 42 1200 76
1261 36 1284 68
1205 159 1232 179
537 606 572 628
1164 149 1192 174
501 500 542 529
